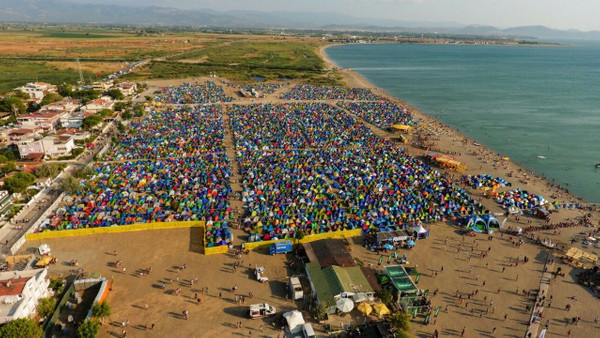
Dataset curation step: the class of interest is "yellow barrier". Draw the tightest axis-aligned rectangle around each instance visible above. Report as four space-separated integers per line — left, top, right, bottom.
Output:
243 228 363 251
205 245 229 255
26 221 205 241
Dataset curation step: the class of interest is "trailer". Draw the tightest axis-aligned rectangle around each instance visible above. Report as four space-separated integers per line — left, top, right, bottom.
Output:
248 303 276 319
269 240 292 255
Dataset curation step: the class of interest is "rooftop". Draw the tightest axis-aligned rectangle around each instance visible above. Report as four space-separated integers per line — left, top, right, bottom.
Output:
0 277 30 297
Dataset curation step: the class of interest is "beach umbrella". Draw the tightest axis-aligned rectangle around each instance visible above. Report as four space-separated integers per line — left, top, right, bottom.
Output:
336 298 354 313
357 302 372 316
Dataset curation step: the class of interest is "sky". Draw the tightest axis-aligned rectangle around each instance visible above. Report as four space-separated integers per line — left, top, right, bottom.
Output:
70 0 600 31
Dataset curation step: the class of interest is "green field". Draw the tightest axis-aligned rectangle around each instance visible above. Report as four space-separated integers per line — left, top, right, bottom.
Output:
0 59 95 93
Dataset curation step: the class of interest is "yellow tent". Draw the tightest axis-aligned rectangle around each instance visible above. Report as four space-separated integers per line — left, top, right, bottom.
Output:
35 256 53 267
357 302 373 316
372 303 391 316
392 124 412 131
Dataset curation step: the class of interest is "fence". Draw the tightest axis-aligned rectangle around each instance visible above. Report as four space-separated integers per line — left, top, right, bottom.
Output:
243 228 362 251
26 221 205 241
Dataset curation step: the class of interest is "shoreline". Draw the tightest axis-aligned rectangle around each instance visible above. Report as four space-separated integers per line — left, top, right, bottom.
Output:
318 44 596 209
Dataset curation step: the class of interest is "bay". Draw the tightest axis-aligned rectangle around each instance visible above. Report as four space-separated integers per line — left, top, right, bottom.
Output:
325 43 600 203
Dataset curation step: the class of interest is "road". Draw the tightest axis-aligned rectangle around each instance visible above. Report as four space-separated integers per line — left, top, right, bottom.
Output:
0 123 117 255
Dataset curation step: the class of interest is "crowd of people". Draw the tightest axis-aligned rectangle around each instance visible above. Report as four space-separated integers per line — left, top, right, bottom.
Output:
154 81 234 104
460 174 511 189
337 101 416 129
280 85 382 101
103 106 225 161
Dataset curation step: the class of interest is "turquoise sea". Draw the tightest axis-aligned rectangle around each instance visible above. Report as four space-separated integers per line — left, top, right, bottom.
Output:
325 42 600 203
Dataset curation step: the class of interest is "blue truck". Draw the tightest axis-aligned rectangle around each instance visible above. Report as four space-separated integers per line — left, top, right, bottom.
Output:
269 240 293 255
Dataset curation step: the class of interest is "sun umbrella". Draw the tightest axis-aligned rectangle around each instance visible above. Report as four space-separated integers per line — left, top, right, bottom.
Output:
357 302 373 316
373 303 391 316
336 298 354 313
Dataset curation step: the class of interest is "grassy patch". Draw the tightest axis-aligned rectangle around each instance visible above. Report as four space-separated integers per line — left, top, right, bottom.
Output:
0 59 95 93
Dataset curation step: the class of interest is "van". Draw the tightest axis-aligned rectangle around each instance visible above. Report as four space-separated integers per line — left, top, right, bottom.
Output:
302 323 316 338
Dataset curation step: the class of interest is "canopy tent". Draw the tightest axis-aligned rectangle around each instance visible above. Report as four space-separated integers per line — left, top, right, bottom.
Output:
507 206 523 215
412 225 429 239
372 303 391 316
283 310 305 334
465 214 500 233
357 302 373 316
565 247 598 263
336 297 354 313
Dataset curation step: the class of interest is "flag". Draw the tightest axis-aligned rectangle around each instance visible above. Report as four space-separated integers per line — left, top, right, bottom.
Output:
96 72 101 77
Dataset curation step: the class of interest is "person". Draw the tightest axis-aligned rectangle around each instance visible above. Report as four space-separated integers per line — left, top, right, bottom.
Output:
461 327 466 337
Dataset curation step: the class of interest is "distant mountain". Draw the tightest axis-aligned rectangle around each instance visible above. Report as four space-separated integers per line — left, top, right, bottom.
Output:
1 0 600 40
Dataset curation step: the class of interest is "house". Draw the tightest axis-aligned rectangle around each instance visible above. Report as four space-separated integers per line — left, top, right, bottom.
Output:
91 80 113 92
0 268 51 323
60 113 85 129
80 97 114 114
16 137 44 159
40 135 75 159
115 82 137 96
41 98 81 114
17 111 68 131
56 128 90 139
14 82 57 100
8 128 41 144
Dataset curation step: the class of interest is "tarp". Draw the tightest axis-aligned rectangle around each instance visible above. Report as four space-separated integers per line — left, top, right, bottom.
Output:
283 310 305 334
357 302 373 316
35 256 53 267
373 303 390 316
565 247 598 263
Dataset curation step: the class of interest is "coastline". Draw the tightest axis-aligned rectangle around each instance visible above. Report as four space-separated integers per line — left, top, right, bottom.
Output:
318 44 594 209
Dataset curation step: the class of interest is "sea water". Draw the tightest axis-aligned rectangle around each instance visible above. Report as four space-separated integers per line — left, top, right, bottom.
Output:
326 42 600 203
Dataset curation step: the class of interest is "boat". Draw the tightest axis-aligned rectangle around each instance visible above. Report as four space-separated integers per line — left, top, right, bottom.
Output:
596 163 600 168
537 156 546 159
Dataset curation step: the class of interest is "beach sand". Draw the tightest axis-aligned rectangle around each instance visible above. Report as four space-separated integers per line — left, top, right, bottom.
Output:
24 45 600 338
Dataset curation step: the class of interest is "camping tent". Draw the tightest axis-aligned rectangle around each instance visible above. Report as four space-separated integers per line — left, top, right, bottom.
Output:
283 310 305 334
465 214 500 232
336 298 354 313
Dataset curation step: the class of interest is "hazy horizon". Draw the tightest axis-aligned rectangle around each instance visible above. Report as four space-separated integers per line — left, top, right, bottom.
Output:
63 0 600 32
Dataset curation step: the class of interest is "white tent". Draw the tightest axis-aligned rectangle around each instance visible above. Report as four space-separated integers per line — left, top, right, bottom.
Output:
413 225 427 234
283 310 305 334
336 297 354 313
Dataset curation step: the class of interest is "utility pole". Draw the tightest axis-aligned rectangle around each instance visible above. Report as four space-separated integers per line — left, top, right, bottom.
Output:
76 58 84 84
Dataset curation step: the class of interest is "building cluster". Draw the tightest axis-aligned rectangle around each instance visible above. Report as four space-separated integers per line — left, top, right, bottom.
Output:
2 81 136 161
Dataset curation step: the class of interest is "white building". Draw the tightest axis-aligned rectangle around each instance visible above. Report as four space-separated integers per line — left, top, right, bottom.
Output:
114 82 137 96
40 135 75 159
14 82 57 100
80 97 114 114
17 111 68 131
91 81 113 92
41 99 81 114
0 268 50 323
16 137 44 160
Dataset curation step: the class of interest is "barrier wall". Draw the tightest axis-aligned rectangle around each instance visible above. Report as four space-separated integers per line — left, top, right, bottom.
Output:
26 221 205 241
204 245 229 255
243 228 363 251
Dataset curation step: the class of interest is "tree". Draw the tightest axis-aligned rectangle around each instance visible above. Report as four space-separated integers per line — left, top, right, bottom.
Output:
0 318 42 338
0 161 16 176
144 95 153 102
376 287 393 305
121 111 133 120
13 90 30 100
388 311 411 333
61 176 81 195
312 301 329 322
113 102 128 112
59 84 73 97
37 297 56 318
108 88 124 100
73 167 92 179
97 109 114 118
77 319 100 338
40 93 63 107
91 301 111 324
0 97 26 115
34 163 65 178
82 115 103 130
4 172 36 194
